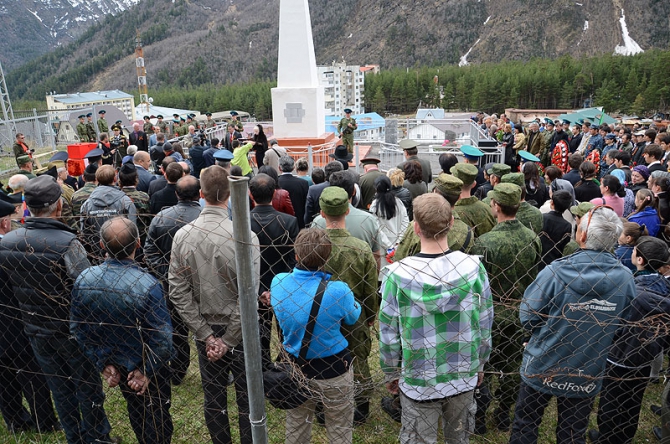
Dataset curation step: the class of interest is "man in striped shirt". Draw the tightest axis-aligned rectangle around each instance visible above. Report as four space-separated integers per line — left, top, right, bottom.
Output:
379 193 493 444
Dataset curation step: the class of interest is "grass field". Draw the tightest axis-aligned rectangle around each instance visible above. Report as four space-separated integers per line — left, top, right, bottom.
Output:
0 329 666 444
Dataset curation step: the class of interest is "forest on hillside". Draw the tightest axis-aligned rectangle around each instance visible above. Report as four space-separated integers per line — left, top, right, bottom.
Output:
14 50 670 120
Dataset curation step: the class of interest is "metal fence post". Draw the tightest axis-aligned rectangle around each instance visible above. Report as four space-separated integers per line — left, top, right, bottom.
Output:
228 175 269 444
307 143 313 174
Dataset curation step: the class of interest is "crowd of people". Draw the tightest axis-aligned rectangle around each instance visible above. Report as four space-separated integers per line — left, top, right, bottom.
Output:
0 112 669 444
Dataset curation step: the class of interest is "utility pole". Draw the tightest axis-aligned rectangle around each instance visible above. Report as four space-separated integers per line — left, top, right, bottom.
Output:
0 62 17 152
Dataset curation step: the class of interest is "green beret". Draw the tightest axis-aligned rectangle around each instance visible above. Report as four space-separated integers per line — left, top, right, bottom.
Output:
319 187 349 216
570 202 595 218
488 163 511 177
488 183 521 206
501 172 524 187
451 163 478 185
433 173 463 196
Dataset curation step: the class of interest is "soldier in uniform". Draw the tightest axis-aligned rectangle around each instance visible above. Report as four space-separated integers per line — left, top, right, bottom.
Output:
185 114 196 130
229 111 244 133
476 163 510 200
397 139 432 184
460 145 486 194
500 172 543 234
76 115 89 142
471 183 542 435
451 163 496 237
176 116 187 136
358 154 384 210
97 110 108 134
205 112 216 129
109 124 129 167
71 164 98 217
143 116 154 135
540 118 556 167
337 108 358 153
86 113 97 143
156 115 168 135
394 173 474 260
319 186 378 425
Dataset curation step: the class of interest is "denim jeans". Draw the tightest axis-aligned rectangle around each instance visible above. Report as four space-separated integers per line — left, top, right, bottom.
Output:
29 335 111 444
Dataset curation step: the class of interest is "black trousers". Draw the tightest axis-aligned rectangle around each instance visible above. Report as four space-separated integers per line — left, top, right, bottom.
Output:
163 281 191 384
0 353 59 432
119 365 173 444
594 363 650 444
196 325 251 444
509 381 594 444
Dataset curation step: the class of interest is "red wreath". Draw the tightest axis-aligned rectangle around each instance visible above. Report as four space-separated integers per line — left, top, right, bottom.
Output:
551 140 569 173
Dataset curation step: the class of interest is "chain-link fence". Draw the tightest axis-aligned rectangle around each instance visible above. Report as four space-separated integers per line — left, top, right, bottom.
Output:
0 170 668 444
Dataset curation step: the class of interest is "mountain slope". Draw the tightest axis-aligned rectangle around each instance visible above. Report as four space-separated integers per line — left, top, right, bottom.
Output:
5 0 670 102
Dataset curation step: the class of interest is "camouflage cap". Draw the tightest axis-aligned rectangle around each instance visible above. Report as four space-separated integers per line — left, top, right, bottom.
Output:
319 186 350 216
16 155 31 166
488 163 511 177
487 183 521 206
570 202 595 218
433 173 463 196
451 163 478 186
501 172 524 187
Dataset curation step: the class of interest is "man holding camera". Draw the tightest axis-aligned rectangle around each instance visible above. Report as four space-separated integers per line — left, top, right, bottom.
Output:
12 134 34 167
109 125 129 168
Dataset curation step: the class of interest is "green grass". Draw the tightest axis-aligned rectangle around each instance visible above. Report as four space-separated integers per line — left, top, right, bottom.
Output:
0 332 666 444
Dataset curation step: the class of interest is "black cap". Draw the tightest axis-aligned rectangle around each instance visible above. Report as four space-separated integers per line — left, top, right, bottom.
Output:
163 142 173 152
0 200 15 217
84 164 98 175
86 113 92 117
24 175 62 208
0 192 22 205
119 163 136 173
206 112 212 116
144 115 150 120
98 110 106 115
157 115 163 119
49 151 68 162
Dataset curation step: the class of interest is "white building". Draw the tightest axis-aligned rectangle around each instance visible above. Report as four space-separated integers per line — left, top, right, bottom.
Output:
46 90 136 121
317 62 374 116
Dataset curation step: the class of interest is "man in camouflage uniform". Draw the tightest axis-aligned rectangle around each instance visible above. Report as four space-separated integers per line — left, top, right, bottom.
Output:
319 186 378 425
76 115 89 142
156 115 168 135
143 116 154 136
118 163 151 249
394 173 474 260
71 164 98 217
86 113 96 142
229 111 244 133
337 108 357 153
205 112 216 129
539 119 556 167
471 183 541 434
451 163 496 237
97 110 108 134
481 172 543 235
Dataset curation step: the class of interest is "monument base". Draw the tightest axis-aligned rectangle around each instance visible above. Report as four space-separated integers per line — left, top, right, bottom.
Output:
271 86 325 139
275 133 371 170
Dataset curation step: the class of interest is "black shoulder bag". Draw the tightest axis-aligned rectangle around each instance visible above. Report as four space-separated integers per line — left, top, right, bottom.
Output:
263 279 326 410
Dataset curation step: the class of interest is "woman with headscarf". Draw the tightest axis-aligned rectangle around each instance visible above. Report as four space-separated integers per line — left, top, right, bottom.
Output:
629 165 650 195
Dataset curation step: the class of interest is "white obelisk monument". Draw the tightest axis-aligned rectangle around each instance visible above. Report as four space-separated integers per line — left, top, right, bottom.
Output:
271 0 325 138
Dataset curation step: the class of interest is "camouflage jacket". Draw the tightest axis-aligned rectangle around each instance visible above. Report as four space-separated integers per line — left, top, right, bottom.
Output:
454 196 496 237
470 219 541 306
122 187 151 240
394 213 473 261
517 201 543 235
323 228 378 325
71 183 97 216
97 118 108 133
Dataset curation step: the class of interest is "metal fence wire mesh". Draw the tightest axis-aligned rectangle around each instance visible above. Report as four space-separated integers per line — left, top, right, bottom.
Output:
0 167 669 444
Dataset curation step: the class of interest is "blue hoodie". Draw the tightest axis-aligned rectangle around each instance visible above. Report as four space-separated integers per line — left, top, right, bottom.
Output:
628 207 661 237
520 249 635 398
